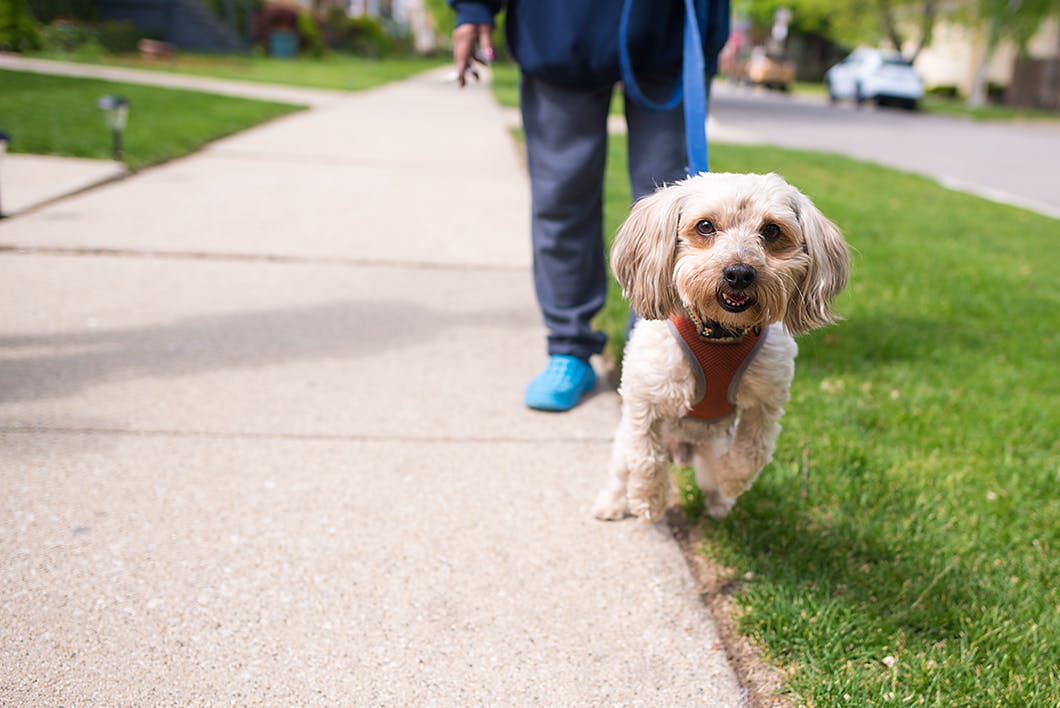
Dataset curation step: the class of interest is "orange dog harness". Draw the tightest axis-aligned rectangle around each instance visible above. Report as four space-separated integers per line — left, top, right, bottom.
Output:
668 313 768 420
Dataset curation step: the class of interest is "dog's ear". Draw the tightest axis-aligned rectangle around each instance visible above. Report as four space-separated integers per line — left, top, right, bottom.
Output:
610 184 686 320
785 191 850 335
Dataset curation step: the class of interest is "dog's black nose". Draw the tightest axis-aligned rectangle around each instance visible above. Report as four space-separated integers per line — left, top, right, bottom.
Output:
723 263 757 289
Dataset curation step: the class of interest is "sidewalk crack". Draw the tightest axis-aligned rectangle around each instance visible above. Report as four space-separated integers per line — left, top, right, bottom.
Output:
0 245 526 273
0 425 611 445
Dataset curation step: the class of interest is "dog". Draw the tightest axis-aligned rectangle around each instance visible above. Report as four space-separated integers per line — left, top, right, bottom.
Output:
592 172 849 523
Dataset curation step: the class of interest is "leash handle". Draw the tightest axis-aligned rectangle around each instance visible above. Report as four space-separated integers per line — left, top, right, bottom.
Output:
619 0 710 175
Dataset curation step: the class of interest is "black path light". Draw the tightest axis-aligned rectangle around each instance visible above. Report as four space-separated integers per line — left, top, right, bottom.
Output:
0 130 10 218
97 95 129 162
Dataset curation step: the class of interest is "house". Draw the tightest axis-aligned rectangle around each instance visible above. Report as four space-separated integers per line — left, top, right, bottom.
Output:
914 17 1059 109
98 0 247 51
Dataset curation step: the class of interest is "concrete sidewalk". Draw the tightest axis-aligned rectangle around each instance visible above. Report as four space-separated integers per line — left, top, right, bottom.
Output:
0 68 745 704
0 154 126 218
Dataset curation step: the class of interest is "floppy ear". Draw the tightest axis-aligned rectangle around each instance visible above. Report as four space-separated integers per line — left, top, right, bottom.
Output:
784 191 850 335
609 184 686 320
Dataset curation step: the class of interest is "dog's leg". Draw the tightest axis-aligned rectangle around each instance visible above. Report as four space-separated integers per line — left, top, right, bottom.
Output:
713 403 784 512
626 442 670 523
689 433 738 519
593 419 633 520
593 409 670 522
622 410 671 523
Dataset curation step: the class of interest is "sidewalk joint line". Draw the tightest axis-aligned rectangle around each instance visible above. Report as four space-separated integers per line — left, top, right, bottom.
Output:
204 149 490 174
0 425 611 446
0 245 526 273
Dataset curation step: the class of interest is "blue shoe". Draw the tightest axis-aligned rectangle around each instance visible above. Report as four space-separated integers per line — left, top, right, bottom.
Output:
524 355 597 412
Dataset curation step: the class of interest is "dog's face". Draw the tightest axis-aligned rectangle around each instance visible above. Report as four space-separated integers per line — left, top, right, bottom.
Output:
611 172 849 334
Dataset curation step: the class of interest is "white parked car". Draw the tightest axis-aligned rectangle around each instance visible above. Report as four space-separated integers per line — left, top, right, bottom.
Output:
825 49 924 110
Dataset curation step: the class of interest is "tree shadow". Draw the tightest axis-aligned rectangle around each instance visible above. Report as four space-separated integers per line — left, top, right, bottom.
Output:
0 298 539 405
794 312 999 378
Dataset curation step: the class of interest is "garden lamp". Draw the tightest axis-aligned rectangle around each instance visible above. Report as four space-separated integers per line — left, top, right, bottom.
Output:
0 130 10 218
97 95 129 162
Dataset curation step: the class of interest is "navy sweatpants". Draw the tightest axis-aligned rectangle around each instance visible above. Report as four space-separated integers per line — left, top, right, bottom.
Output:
520 73 690 359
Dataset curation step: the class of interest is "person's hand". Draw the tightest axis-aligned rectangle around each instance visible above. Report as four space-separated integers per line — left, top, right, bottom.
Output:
453 22 494 87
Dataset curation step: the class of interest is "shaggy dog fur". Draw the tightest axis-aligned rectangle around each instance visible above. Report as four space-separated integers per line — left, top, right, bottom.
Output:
593 172 850 522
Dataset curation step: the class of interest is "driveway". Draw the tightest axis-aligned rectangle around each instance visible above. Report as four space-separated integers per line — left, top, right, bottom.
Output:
709 82 1060 219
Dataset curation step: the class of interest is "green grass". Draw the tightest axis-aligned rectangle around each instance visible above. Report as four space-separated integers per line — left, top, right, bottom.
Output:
0 69 302 170
490 62 520 108
687 147 1057 706
919 94 1060 122
497 70 1059 702
631 145 1059 705
35 50 446 92
2 52 446 169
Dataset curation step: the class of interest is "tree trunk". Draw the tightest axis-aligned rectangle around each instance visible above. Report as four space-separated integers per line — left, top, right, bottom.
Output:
968 53 991 107
878 0 906 52
968 17 1003 108
909 1 938 62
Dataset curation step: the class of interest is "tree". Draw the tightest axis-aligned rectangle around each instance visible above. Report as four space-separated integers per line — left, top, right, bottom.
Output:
736 0 938 59
0 0 42 52
966 0 1060 107
877 0 939 60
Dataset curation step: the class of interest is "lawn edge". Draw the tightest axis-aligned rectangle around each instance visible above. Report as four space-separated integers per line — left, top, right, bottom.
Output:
666 508 797 708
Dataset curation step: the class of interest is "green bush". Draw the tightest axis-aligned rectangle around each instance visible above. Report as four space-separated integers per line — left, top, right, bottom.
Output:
26 0 95 24
380 15 415 55
96 20 141 53
926 84 959 98
344 16 391 57
0 0 43 52
421 0 454 35
296 10 324 57
39 19 99 54
38 18 143 56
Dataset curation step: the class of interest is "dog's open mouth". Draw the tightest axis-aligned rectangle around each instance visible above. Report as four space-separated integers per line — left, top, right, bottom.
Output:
718 290 756 313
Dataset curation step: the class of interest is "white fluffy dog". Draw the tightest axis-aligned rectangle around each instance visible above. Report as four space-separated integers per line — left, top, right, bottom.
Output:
593 172 849 523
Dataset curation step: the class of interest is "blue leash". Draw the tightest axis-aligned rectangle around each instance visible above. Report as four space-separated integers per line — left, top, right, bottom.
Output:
618 0 709 176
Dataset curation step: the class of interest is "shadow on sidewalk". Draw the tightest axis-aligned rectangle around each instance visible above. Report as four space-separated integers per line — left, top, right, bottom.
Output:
0 298 539 404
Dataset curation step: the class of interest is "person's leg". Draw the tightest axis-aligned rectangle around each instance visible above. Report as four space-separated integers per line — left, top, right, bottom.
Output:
521 74 612 360
521 74 612 411
624 71 689 202
622 74 708 336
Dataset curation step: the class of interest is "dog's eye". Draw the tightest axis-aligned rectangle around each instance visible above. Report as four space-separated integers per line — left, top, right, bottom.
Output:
760 223 782 242
695 219 716 236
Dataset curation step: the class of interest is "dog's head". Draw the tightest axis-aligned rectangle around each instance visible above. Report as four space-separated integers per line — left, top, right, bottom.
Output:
611 172 849 335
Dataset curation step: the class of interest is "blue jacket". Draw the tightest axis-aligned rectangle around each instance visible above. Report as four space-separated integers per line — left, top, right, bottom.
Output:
450 0 730 88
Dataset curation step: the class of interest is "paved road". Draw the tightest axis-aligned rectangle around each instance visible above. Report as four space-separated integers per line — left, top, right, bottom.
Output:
710 82 1060 219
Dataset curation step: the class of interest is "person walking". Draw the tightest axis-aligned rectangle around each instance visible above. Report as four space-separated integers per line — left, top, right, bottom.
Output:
450 0 731 411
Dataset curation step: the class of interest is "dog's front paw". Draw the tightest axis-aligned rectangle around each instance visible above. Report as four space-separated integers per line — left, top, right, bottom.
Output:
718 452 757 499
627 487 668 524
705 490 736 519
592 488 630 521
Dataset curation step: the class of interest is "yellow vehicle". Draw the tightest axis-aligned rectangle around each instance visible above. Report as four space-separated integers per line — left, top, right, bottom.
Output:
744 47 795 91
